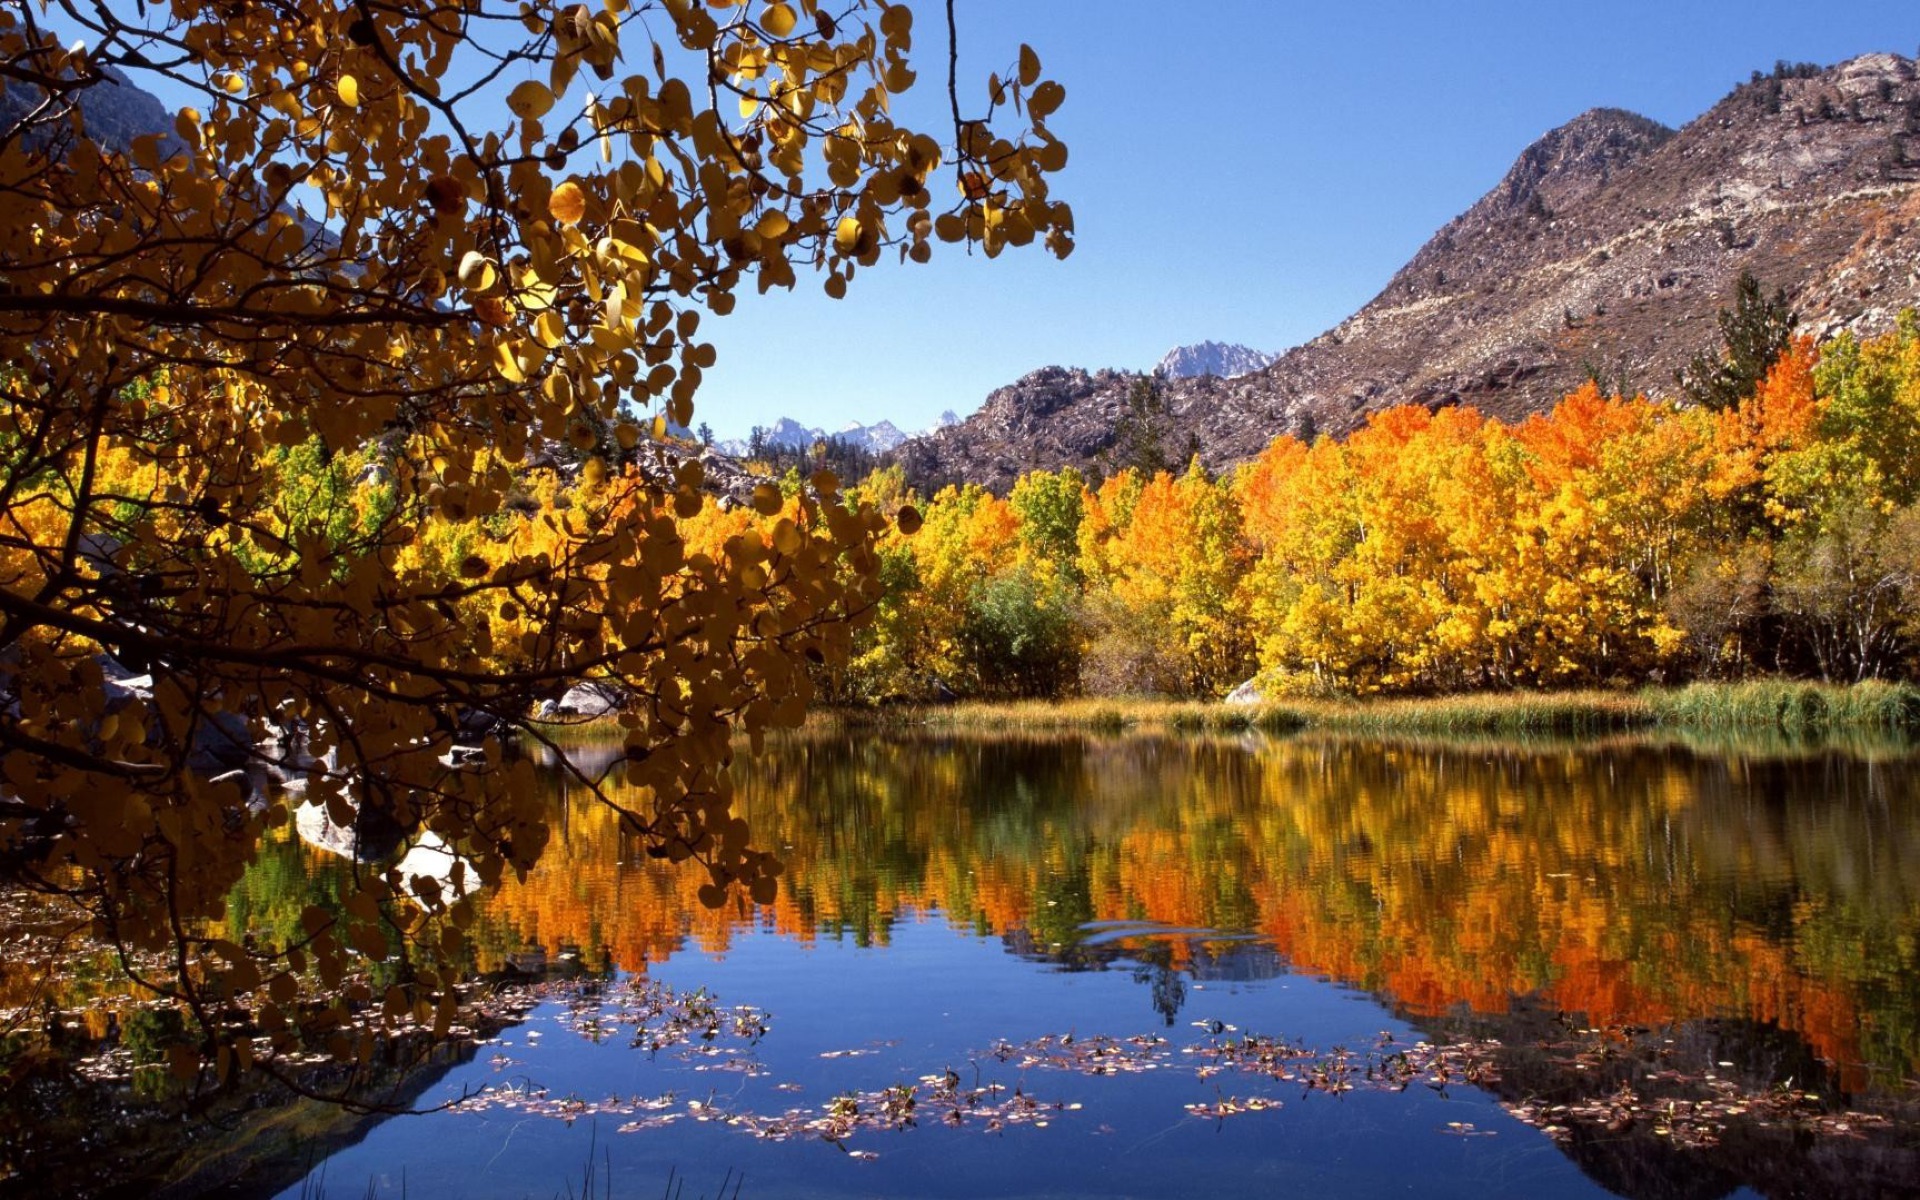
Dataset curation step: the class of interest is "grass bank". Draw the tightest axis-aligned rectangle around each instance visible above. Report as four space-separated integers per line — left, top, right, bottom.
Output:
826 697 1308 735
1645 678 1920 729
519 680 1920 744
825 680 1920 738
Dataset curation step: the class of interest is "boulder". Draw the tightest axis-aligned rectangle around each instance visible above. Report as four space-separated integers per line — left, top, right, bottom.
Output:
1223 678 1264 706
554 682 624 718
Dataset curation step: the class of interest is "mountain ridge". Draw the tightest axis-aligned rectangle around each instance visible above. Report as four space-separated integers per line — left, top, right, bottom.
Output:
899 53 1920 492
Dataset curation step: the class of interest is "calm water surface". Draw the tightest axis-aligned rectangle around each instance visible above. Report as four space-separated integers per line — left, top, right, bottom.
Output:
264 731 1920 1199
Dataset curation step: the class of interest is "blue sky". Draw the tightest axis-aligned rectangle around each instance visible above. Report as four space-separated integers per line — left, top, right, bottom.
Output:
696 0 1920 440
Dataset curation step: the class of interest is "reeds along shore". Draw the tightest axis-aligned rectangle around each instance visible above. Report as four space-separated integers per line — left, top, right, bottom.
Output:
796 680 1920 737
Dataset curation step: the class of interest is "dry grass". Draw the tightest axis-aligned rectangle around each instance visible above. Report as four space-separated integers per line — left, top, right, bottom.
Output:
520 680 1920 745
820 681 1920 737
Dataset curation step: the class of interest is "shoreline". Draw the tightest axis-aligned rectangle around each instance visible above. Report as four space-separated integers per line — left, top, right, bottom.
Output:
531 679 1920 742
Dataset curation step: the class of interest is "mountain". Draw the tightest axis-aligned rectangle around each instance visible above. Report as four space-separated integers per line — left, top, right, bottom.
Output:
719 416 910 457
901 54 1920 492
0 63 185 159
1156 341 1277 379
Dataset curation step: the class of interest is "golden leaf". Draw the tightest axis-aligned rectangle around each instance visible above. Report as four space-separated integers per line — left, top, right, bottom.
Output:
1028 79 1065 119
458 251 499 293
762 3 797 38
549 179 589 226
833 215 861 255
1019 44 1041 87
507 79 555 120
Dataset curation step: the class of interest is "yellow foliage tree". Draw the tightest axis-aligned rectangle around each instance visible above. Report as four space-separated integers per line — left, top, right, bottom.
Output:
0 0 1069 1089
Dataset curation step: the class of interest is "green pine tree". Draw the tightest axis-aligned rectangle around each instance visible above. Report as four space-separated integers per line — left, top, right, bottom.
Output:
1676 271 1797 411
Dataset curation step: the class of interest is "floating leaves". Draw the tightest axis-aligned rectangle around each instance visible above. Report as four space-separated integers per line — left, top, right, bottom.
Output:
1185 1095 1280 1120
1488 1022 1900 1152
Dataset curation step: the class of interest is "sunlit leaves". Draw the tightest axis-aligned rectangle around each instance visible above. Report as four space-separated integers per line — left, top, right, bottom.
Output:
547 180 588 227
0 0 1062 1089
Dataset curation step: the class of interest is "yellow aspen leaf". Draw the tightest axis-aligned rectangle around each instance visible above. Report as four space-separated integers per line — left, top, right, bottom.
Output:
766 518 799 555
896 504 923 534
336 74 359 107
762 3 797 37
1028 79 1065 119
493 340 527 383
833 215 861 255
507 79 555 120
458 251 499 293
549 179 589 226
473 296 512 326
755 209 790 239
752 484 783 516
1019 44 1041 87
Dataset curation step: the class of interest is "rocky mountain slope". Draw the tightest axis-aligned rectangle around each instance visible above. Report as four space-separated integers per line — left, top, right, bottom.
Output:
901 54 1920 492
1156 341 1277 379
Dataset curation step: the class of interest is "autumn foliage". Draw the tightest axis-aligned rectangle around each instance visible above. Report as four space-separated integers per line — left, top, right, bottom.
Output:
0 0 1069 1088
849 320 1920 702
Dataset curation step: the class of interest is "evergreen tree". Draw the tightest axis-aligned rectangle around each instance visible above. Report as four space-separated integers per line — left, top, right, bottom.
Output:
1110 374 1172 475
1676 271 1797 411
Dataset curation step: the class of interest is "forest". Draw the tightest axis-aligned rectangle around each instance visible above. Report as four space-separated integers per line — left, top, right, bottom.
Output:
815 320 1920 702
191 314 1920 713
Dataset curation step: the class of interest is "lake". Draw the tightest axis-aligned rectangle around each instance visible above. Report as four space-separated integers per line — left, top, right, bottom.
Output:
239 729 1920 1198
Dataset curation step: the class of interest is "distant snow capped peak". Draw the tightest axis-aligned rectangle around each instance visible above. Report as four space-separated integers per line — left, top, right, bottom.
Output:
716 415 910 457
1155 341 1277 379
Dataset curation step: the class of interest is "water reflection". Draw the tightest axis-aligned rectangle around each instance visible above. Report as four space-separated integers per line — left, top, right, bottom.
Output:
454 730 1920 1098
222 728 1920 1200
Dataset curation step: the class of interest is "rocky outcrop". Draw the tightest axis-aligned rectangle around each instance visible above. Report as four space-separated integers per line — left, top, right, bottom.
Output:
904 54 1920 490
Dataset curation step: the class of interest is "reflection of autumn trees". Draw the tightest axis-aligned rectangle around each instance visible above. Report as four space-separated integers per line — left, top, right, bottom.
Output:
464 734 1920 1086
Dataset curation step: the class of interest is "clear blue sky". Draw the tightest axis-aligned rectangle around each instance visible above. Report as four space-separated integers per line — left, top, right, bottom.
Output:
696 0 1920 440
